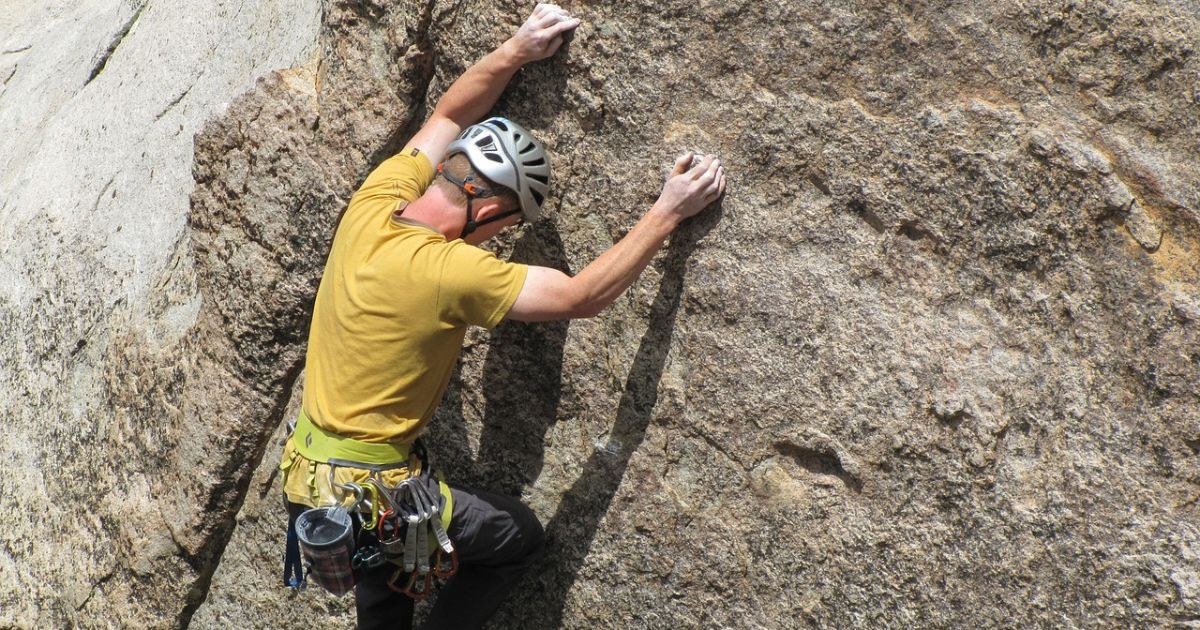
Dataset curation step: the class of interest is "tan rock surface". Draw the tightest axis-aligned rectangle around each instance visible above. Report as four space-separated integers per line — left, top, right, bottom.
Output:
197 1 1200 627
3 0 1199 628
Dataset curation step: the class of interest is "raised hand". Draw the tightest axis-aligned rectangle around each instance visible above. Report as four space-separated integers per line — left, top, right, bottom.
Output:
653 152 727 223
505 3 581 64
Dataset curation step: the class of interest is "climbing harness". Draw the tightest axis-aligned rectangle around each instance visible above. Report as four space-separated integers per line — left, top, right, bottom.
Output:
281 410 458 599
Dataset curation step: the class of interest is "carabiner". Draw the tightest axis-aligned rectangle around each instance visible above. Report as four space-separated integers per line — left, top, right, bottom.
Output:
434 548 458 579
327 465 364 508
360 483 384 531
352 545 387 570
406 570 434 601
386 567 433 601
376 508 399 540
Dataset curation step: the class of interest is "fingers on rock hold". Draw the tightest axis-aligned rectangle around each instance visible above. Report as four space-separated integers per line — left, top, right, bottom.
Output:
672 152 694 176
545 18 579 36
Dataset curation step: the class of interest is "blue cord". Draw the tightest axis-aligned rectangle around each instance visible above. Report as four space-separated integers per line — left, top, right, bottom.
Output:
283 517 305 589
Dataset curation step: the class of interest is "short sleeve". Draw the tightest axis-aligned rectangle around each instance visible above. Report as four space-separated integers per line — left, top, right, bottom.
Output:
353 148 436 206
438 243 529 329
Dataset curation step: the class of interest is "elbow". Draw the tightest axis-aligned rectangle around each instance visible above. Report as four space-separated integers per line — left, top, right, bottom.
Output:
563 282 606 319
571 301 605 319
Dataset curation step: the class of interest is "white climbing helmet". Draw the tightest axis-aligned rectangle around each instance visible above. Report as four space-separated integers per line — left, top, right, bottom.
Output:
445 117 551 222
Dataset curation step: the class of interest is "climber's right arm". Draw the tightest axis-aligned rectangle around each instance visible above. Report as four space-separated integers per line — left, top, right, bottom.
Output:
401 4 579 165
507 153 726 322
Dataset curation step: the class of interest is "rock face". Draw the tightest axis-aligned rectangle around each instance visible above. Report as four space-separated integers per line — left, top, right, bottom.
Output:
3 0 1199 627
0 0 320 627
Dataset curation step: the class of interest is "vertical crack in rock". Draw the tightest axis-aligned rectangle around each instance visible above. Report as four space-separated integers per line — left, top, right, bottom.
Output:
177 358 305 629
367 0 440 166
85 1 148 86
177 1 446 623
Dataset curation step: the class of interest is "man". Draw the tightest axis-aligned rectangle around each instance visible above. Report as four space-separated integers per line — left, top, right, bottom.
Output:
279 4 726 629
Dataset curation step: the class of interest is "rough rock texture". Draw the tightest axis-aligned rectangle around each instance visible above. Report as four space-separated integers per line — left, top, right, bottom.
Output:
0 0 321 627
4 0 1200 627
195 0 1200 627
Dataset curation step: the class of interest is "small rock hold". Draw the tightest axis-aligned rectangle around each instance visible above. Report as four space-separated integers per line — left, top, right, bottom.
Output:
1124 202 1163 252
1172 291 1200 323
1172 568 1200 608
919 107 946 129
1027 130 1054 158
932 397 973 427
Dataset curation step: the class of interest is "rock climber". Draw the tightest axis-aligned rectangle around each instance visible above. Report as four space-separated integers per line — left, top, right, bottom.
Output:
278 4 726 629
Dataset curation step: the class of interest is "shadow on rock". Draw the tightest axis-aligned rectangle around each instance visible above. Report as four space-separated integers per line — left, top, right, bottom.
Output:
476 222 572 493
500 202 723 628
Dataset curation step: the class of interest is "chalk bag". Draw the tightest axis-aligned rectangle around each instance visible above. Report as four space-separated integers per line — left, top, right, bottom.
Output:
295 506 356 595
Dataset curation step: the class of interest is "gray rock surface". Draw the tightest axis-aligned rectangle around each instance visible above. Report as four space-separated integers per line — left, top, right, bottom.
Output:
3 0 1199 628
0 0 320 627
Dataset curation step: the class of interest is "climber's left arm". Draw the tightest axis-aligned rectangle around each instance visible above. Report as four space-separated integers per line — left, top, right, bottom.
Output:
402 4 580 164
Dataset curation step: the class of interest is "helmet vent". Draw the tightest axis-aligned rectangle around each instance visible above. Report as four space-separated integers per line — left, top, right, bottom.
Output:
451 117 549 220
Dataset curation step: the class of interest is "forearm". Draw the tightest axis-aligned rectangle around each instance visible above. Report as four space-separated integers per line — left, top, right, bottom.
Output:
570 207 679 316
431 41 522 128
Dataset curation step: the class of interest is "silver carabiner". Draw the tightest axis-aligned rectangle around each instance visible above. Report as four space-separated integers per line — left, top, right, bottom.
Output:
327 465 365 509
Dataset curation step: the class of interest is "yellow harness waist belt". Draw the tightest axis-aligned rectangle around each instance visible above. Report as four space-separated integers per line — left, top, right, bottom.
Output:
293 409 412 469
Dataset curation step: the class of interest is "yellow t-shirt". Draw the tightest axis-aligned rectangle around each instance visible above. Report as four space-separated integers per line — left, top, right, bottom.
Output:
282 149 528 506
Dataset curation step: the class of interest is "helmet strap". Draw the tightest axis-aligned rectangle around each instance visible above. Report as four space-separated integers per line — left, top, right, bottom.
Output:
437 162 519 239
470 208 523 232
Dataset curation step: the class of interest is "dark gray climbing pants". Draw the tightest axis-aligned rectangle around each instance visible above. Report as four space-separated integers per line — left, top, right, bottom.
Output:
286 484 545 630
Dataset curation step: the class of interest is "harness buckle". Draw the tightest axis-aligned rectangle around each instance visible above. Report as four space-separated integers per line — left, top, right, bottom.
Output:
351 545 387 570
